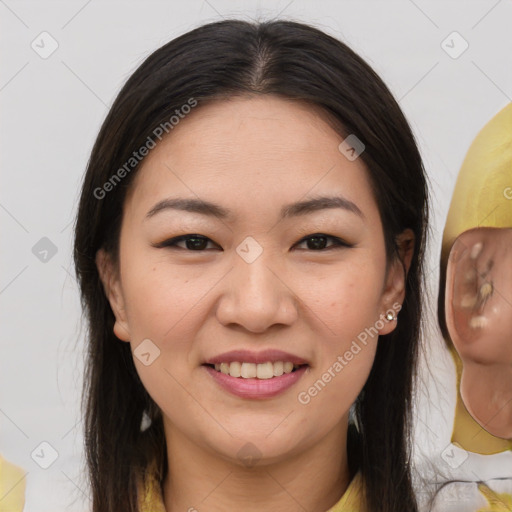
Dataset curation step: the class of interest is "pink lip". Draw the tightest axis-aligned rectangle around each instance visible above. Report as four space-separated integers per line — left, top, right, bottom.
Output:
203 364 308 399
203 349 309 365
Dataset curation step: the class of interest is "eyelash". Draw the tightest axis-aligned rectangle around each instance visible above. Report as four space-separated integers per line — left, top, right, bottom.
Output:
153 233 353 252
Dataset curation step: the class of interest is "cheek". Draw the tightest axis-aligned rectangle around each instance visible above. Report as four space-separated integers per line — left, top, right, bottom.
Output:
120 251 213 342
292 262 382 411
297 260 384 343
296 318 377 431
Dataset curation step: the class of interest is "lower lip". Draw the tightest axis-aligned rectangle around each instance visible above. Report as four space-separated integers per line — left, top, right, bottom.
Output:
202 365 308 399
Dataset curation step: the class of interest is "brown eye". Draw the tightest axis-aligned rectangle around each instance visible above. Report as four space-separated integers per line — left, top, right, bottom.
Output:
294 234 352 251
153 233 352 252
154 234 220 251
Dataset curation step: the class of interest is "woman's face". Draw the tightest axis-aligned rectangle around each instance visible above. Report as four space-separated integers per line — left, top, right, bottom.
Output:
98 95 408 465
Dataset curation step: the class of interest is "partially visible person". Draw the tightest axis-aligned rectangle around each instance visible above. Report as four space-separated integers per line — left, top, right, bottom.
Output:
0 453 25 512
432 102 512 512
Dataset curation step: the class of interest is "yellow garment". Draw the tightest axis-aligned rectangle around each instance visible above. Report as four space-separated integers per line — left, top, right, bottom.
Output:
138 465 364 512
440 102 512 454
327 472 363 512
0 454 26 512
476 483 512 511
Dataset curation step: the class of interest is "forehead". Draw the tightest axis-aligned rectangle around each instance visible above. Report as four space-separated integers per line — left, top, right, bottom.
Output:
124 95 378 222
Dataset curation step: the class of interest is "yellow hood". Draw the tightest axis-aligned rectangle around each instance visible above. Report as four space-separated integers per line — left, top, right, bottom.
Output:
438 102 512 454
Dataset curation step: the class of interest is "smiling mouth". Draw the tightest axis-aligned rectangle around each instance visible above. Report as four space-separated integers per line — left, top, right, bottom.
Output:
203 362 308 379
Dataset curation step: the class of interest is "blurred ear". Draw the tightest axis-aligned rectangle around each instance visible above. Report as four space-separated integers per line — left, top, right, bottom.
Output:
95 248 131 342
445 229 487 357
445 235 468 354
378 229 415 335
445 227 512 361
445 227 512 439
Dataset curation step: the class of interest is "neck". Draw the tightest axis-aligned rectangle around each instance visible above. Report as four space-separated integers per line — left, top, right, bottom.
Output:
162 417 351 512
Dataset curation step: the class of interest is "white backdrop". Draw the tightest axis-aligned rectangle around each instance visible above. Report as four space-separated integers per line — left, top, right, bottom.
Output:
1 1 511 510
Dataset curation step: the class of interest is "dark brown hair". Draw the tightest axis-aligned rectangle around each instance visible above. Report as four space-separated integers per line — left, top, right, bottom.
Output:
74 18 429 512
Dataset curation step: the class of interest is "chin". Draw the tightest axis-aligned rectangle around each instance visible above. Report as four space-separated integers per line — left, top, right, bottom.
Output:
207 428 306 467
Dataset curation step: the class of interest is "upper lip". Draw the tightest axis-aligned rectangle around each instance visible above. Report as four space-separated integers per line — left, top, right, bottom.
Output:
203 349 309 365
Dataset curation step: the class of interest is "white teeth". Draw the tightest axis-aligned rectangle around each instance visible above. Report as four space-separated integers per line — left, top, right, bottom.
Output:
210 361 303 379
229 361 241 377
273 361 284 377
241 362 257 378
257 362 273 379
283 362 294 374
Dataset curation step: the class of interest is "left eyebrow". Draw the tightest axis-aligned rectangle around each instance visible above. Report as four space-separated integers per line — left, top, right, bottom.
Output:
145 195 364 221
280 195 364 219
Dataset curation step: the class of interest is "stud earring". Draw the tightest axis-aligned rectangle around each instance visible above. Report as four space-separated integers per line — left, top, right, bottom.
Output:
386 311 397 322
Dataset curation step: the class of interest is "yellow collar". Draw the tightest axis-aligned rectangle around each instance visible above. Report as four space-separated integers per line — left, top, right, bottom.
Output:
138 467 363 512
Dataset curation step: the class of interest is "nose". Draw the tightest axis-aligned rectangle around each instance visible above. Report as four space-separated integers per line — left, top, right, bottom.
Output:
215 251 299 333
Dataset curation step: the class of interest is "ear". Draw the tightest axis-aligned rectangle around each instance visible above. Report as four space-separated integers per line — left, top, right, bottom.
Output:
444 235 468 354
378 228 415 335
444 227 506 360
95 248 131 342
